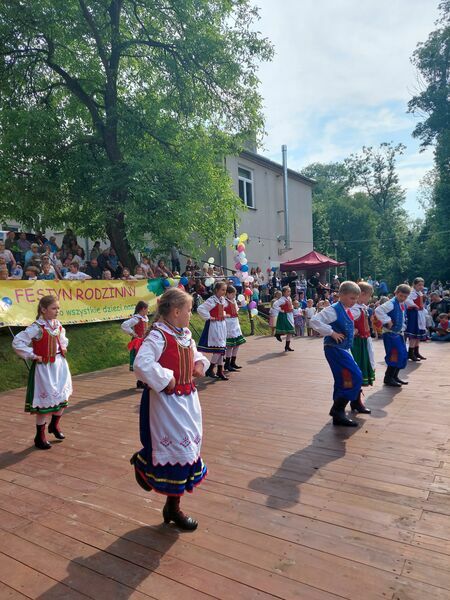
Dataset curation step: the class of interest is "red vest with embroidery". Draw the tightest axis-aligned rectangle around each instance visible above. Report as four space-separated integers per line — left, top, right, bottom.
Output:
354 307 370 338
224 300 238 318
156 327 196 396
32 324 65 363
280 299 293 313
412 294 424 310
210 301 225 321
133 317 147 338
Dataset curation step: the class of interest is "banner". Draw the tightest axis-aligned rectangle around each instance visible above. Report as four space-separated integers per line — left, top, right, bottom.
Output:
0 280 159 327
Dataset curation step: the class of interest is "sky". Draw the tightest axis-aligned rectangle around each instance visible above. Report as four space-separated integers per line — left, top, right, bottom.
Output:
254 0 439 216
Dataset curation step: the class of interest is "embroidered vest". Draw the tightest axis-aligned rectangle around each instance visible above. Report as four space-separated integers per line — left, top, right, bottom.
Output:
133 317 147 338
354 306 371 339
280 298 293 313
155 327 196 396
411 294 424 310
32 323 64 363
225 300 238 318
210 301 225 321
386 298 405 333
324 302 354 350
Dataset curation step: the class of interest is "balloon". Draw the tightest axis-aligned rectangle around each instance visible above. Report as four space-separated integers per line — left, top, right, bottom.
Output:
205 277 215 287
235 262 241 270
233 237 240 246
168 278 176 287
267 268 271 272
241 274 249 281
247 276 254 283
237 294 245 302
147 279 165 296
239 257 248 265
208 257 215 264
238 251 246 259
251 308 258 317
240 264 249 272
249 301 257 309
162 279 171 288
1 297 12 306
244 288 252 296
271 266 277 272
178 283 185 290
239 233 248 243
237 243 245 252
180 276 188 286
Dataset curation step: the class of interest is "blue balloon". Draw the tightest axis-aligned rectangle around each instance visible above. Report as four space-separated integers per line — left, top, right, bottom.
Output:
2 297 12 306
240 264 249 272
180 276 189 286
271 266 277 272
163 278 171 288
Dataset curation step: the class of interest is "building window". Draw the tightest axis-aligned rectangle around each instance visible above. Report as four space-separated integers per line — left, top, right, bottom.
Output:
238 167 254 208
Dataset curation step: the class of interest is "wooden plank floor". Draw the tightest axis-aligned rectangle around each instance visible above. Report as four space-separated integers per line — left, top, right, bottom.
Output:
1 334 449 599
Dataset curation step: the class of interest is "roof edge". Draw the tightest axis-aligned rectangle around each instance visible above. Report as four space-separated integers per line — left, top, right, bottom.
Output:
239 150 316 187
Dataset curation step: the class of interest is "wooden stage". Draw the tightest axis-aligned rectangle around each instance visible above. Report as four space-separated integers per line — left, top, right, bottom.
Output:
1 335 449 599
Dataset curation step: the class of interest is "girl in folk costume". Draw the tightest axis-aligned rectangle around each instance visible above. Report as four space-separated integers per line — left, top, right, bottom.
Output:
130 288 209 530
197 280 229 380
12 295 73 449
405 277 428 361
274 286 295 351
224 285 246 372
350 282 375 414
269 290 282 335
121 301 149 388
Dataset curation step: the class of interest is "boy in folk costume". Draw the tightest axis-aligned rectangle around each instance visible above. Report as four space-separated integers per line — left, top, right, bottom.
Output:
130 288 209 530
121 301 149 388
350 282 375 413
375 284 411 387
197 281 229 380
273 285 295 352
223 285 246 371
405 277 428 361
12 295 73 449
310 281 363 427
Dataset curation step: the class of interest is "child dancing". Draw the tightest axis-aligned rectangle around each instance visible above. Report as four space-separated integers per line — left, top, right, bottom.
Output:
12 295 72 449
224 285 246 371
130 288 209 530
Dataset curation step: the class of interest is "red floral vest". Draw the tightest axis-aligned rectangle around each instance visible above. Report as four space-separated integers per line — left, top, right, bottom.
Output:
133 317 147 338
225 300 238 318
210 301 225 321
354 307 370 338
412 295 424 310
280 299 293 313
32 324 65 363
155 327 196 396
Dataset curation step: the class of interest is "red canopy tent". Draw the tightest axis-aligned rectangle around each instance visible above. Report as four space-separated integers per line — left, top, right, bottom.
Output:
280 250 345 271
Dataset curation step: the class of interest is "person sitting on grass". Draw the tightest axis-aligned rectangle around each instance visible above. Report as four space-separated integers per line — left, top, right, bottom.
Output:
431 313 450 341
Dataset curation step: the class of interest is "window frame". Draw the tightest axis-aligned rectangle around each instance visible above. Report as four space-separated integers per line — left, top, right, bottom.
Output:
238 166 255 209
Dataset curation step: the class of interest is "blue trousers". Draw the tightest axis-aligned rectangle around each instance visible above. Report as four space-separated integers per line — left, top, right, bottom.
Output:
382 332 407 369
324 346 363 402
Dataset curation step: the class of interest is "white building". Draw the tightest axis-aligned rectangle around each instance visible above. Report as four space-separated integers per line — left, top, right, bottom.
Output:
211 149 314 274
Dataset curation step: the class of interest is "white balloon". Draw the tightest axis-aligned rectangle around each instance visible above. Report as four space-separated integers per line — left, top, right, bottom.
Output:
241 273 249 281
237 294 245 302
208 257 215 264
238 251 246 259
251 308 258 317
247 275 254 283
239 257 248 265
205 277 215 287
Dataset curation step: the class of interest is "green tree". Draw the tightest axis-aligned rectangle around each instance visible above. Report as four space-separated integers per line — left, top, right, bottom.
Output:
0 0 272 265
408 0 450 280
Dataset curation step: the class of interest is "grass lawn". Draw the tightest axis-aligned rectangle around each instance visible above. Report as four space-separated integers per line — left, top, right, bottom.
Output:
0 311 269 393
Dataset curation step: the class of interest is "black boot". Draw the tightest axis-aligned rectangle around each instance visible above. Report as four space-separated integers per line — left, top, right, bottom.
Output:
216 365 229 380
205 364 218 379
48 414 65 440
163 496 198 531
224 357 237 372
408 347 420 362
329 398 358 427
136 380 145 389
284 341 294 352
230 356 242 369
394 368 408 385
130 452 152 491
350 390 371 414
384 366 401 387
275 334 282 342
415 346 427 360
34 424 51 450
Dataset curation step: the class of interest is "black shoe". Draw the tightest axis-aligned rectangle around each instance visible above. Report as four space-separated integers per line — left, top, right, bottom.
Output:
415 347 427 360
48 415 65 440
163 497 198 531
224 358 231 371
393 368 408 385
136 380 145 389
284 344 294 352
230 358 242 369
205 365 218 379
275 334 282 342
34 424 52 449
408 348 420 362
350 391 371 413
216 365 229 380
329 399 358 427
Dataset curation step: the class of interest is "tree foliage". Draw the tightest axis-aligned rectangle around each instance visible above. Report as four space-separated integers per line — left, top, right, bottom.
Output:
0 0 273 265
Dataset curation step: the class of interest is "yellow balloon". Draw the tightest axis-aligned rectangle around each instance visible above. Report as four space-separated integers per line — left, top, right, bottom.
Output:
239 233 248 242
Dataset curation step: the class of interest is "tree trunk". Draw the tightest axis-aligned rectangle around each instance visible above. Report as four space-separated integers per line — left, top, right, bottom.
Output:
105 212 138 271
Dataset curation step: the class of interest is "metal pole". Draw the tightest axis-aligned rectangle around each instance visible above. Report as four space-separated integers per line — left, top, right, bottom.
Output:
282 145 289 249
